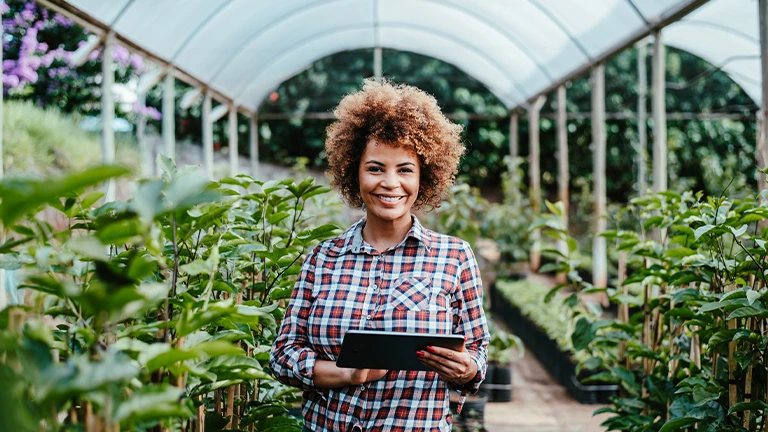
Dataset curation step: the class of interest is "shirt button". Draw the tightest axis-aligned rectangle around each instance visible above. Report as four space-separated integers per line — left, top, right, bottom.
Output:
371 284 378 291
366 314 371 319
360 385 366 391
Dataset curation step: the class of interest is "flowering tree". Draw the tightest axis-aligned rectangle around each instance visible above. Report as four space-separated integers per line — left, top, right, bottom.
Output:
2 0 152 120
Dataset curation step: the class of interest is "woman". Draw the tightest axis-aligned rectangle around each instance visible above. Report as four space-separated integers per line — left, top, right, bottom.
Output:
270 79 489 432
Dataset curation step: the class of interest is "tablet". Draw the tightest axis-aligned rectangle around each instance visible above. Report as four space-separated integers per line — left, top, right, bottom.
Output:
336 330 465 371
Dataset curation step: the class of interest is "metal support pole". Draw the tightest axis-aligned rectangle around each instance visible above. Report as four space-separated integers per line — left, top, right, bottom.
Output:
509 112 519 158
758 0 768 190
203 91 214 180
592 63 608 289
250 112 259 178
557 85 569 283
163 71 175 163
228 107 238 176
652 30 667 194
102 31 116 202
136 92 152 177
529 95 546 272
374 47 383 82
637 42 648 196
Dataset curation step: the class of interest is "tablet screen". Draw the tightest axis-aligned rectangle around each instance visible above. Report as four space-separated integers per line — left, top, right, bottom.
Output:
336 330 464 371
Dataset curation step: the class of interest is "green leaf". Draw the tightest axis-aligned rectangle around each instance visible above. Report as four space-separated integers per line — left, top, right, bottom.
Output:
694 224 715 240
66 236 108 261
659 417 697 432
728 400 768 415
113 384 191 422
0 165 131 226
727 306 767 320
746 289 760 305
571 317 596 351
180 259 211 276
664 247 695 259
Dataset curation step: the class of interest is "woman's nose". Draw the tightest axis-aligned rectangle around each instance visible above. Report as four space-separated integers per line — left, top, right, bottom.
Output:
381 170 398 187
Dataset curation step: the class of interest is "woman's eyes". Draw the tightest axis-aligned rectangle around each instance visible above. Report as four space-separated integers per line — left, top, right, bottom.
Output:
366 167 414 173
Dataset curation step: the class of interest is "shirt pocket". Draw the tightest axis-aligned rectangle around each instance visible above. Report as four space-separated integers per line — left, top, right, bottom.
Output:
388 276 432 311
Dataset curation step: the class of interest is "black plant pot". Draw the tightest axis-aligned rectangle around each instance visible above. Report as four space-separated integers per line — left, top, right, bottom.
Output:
450 393 487 432
492 366 513 402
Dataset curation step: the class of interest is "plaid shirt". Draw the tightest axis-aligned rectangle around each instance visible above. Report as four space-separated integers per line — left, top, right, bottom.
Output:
270 216 489 432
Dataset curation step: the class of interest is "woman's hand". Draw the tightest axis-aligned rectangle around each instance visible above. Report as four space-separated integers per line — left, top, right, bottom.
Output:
313 360 388 388
416 344 477 385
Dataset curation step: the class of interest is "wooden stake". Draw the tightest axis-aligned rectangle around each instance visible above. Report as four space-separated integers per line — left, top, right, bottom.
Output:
226 386 236 428
641 283 652 414
727 283 738 409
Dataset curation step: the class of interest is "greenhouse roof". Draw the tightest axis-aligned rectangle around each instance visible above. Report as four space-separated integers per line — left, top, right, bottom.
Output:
53 0 762 111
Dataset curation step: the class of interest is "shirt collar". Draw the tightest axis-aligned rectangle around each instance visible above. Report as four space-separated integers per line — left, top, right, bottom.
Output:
330 215 432 256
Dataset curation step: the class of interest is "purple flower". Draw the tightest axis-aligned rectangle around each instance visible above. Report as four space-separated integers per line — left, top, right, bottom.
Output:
3 74 20 88
23 55 42 70
113 45 130 67
15 65 38 83
20 9 34 22
37 42 48 52
3 59 14 72
87 48 100 61
33 20 44 30
53 13 73 27
0 2 9 15
24 2 35 11
129 53 144 72
40 52 54 67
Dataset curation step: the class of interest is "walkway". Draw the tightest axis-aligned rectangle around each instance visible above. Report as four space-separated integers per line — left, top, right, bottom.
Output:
484 347 611 432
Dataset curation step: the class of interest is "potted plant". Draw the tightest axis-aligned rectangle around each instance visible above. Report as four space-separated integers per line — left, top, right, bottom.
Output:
480 315 523 402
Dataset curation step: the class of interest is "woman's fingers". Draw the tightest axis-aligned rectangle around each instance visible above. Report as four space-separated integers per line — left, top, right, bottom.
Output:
416 346 473 383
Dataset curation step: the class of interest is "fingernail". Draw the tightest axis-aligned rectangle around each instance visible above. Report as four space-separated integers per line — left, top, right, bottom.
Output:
416 350 425 357
426 346 436 353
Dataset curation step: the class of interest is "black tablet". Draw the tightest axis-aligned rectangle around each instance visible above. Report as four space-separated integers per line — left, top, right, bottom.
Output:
336 330 465 371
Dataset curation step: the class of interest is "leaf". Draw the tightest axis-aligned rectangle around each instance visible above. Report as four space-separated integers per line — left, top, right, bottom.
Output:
728 400 768 415
67 236 108 261
571 317 596 351
544 283 568 303
728 225 748 237
727 306 767 320
0 165 131 226
659 417 697 432
113 384 191 422
180 259 211 276
664 247 695 259
746 289 760 305
693 224 715 240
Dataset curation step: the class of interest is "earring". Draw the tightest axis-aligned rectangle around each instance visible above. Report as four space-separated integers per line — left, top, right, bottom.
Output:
361 203 367 212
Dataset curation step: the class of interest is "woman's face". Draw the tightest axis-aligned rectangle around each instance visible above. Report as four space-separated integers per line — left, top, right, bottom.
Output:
358 140 420 227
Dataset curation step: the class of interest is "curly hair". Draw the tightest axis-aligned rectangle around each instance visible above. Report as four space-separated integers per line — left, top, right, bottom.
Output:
325 79 465 210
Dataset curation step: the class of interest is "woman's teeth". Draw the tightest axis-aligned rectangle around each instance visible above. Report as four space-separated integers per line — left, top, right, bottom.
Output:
379 196 400 202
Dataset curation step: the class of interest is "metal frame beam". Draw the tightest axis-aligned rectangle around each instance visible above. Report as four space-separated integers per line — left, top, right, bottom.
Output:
637 42 648 196
652 30 667 193
203 91 214 180
529 95 546 272
102 30 116 202
592 63 608 289
759 0 768 190
250 113 259 178
229 108 239 176
163 71 176 162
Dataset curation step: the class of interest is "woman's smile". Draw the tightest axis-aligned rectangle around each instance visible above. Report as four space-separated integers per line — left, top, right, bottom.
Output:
358 139 420 227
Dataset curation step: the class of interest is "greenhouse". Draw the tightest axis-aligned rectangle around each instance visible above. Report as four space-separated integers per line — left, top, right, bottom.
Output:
1 0 768 431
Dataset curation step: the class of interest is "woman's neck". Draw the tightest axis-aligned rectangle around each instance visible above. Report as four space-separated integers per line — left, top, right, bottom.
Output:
362 215 413 252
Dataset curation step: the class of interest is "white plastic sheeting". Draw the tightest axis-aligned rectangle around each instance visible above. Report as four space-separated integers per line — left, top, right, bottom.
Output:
61 0 761 109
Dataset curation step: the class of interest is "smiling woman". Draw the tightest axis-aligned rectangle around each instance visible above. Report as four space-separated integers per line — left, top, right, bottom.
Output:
270 79 490 432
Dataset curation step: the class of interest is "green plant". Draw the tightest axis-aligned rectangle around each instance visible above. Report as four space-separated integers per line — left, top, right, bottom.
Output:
538 188 768 431
480 156 531 264
3 100 139 176
0 157 341 430
423 182 488 248
485 316 523 365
